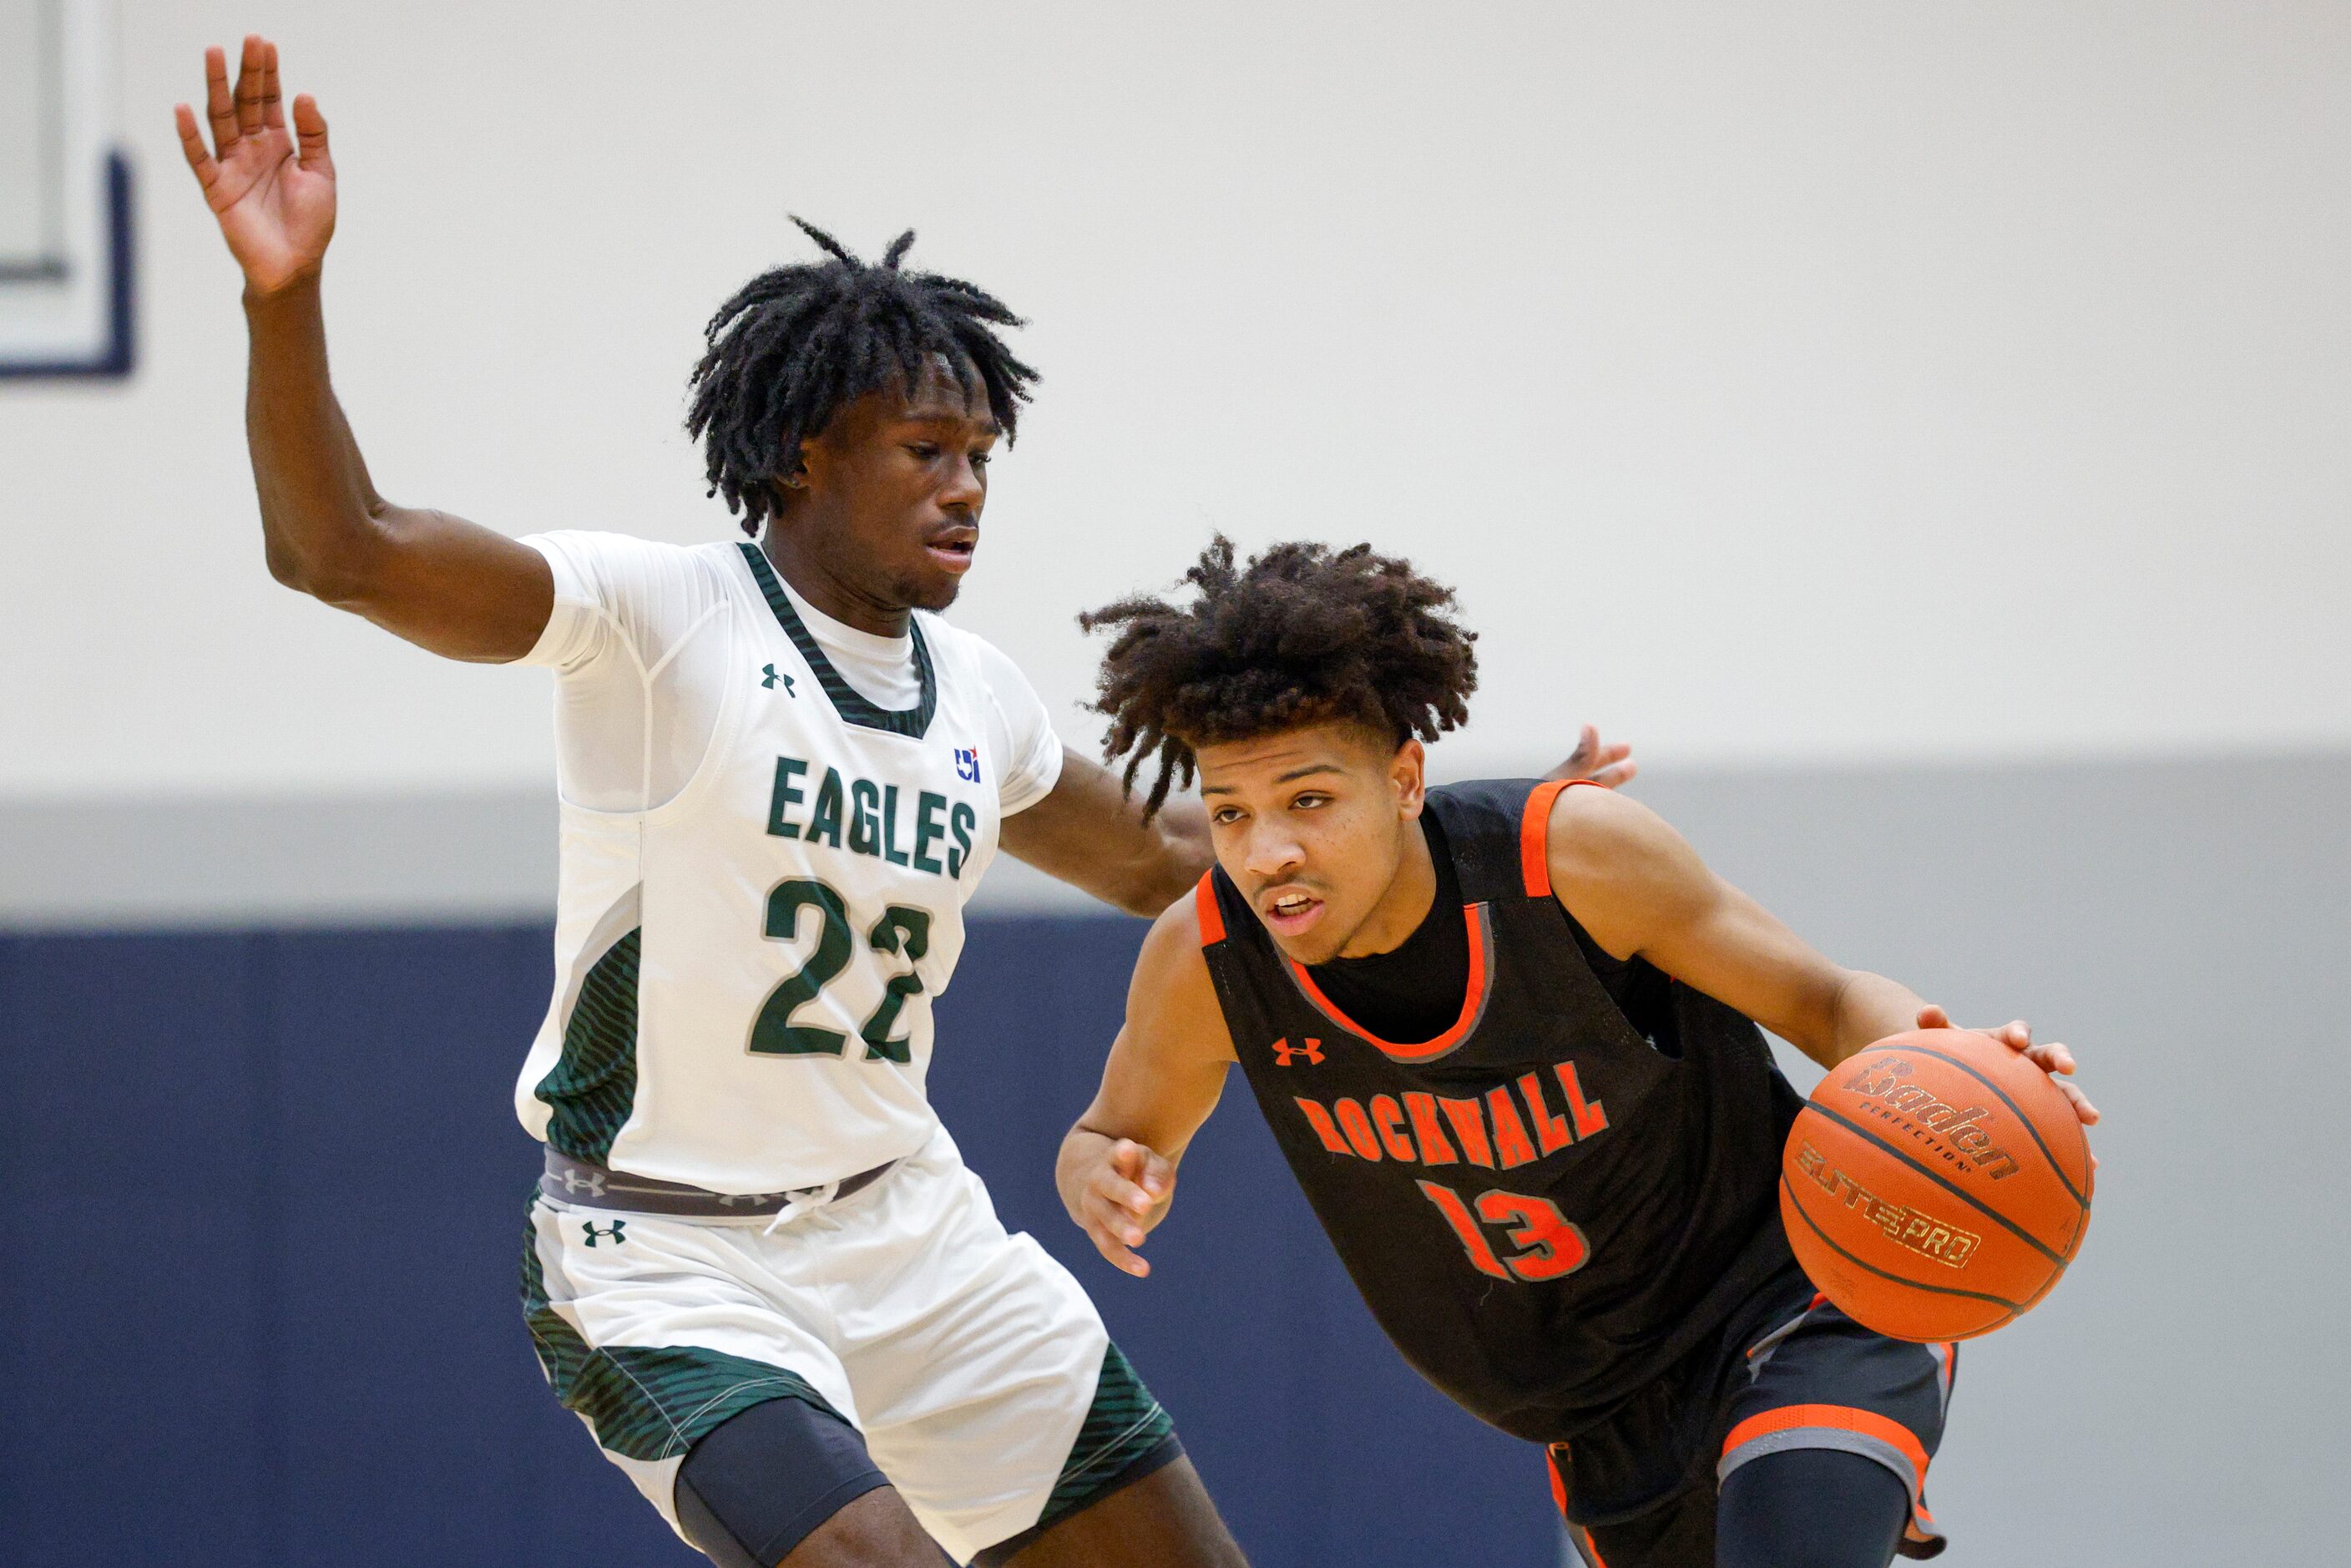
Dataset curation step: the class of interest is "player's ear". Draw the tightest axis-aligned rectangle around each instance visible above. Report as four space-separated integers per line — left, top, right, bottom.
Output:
773 438 821 499
1389 736 1427 817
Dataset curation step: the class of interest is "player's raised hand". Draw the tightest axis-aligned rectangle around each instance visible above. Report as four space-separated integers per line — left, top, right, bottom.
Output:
174 35 336 295
1915 1004 2100 1129
1067 1136 1178 1279
1547 725 1638 791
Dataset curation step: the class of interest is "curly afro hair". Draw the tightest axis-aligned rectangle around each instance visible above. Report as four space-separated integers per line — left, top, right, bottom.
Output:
1079 537 1479 817
685 219 1038 537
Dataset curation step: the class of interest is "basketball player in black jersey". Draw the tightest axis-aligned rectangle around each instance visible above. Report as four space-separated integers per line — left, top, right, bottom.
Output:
1056 539 2098 1568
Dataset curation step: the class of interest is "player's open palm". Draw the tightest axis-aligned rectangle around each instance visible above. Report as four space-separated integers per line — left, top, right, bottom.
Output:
174 35 336 295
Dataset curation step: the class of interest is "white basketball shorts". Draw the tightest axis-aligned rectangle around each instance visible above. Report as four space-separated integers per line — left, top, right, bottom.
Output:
521 1125 1176 1563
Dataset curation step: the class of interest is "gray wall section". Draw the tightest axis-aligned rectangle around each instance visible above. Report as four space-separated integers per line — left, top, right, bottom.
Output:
0 791 567 929
3 754 2345 1560
1637 755 2349 1564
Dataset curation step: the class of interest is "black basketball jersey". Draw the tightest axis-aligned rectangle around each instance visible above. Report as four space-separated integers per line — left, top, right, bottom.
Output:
1197 777 1803 1444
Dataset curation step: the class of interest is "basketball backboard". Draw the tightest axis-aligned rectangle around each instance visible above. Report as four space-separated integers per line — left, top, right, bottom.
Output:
1 0 133 378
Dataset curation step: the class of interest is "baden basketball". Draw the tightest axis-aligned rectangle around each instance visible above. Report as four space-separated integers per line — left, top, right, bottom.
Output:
1781 1028 2092 1342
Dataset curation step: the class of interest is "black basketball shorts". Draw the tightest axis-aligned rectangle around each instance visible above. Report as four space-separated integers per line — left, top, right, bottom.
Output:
1547 1273 1956 1566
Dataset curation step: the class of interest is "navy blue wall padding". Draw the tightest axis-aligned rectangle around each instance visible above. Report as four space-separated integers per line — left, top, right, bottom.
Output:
0 918 1555 1566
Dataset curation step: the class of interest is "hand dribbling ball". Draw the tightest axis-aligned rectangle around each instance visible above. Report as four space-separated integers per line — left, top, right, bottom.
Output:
1782 1028 2092 1341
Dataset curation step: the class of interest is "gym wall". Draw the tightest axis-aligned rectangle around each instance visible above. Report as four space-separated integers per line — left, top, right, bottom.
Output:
3 0 2346 802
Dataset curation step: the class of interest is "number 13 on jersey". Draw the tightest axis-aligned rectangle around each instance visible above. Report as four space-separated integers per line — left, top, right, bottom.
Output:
1416 1179 1591 1282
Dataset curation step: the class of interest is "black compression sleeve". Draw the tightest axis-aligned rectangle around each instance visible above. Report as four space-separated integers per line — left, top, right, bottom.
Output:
673 1395 891 1568
1714 1448 1911 1568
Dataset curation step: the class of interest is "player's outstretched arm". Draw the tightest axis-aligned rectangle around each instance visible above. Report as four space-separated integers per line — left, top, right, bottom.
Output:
176 36 551 663
1057 896 1239 1277
1542 784 2098 1125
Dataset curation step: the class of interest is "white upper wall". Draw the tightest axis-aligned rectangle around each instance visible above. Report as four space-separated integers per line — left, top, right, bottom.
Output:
5 0 2347 797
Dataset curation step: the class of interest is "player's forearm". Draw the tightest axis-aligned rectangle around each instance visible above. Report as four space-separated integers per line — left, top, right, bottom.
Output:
242 272 388 599
1082 795 1211 916
1810 969 1931 1068
1004 760 1216 917
1136 798 1215 908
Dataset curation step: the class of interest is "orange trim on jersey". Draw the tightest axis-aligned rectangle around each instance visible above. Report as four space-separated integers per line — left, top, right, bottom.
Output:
1520 777 1607 897
1194 873 1226 945
1288 904 1490 1063
1720 1404 1930 1494
1580 1526 1612 1568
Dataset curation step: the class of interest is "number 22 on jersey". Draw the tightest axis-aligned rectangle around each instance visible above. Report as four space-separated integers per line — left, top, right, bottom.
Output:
751 878 933 1064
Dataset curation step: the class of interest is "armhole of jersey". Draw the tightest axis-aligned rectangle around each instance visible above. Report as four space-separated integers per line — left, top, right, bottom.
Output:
1194 872 1227 946
1520 778 1608 898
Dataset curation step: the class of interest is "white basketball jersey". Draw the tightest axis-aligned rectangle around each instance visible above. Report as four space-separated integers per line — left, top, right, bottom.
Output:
513 539 1039 1192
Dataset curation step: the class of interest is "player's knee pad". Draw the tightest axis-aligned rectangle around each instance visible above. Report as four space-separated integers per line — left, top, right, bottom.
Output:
673 1393 891 1568
1715 1447 1910 1568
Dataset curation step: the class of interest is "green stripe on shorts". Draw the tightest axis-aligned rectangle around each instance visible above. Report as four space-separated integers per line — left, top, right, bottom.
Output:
520 1197 845 1462
1036 1341 1177 1529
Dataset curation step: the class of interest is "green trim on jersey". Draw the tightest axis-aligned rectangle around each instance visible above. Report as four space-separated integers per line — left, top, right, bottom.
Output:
1036 1342 1177 1530
522 1199 847 1461
738 542 938 738
533 927 641 1164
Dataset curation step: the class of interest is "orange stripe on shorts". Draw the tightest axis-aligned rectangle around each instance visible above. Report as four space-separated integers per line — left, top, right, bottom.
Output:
1720 1404 1930 1495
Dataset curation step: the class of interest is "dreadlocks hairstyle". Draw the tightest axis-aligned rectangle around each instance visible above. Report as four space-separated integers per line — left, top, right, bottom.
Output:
685 218 1039 537
1079 537 1479 817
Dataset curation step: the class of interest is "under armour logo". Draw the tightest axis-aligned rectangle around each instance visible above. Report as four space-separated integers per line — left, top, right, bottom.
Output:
580 1220 628 1247
1269 1037 1326 1066
555 1167 608 1199
762 664 796 695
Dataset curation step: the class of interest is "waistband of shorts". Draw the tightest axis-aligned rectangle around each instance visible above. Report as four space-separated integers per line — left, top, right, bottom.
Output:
538 1148 897 1217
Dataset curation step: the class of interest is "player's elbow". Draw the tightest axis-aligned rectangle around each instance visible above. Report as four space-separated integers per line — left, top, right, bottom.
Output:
264 524 385 609
268 545 369 609
263 538 312 591
260 491 401 604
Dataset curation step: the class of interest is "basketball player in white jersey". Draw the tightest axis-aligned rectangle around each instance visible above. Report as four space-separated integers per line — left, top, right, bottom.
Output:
176 36 1633 1567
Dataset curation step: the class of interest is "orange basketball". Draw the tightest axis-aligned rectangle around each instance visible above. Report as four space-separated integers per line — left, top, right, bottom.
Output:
1781 1028 2092 1342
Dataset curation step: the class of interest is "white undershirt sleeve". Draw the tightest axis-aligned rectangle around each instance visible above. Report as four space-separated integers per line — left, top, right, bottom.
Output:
515 531 734 813
971 635 1066 817
517 535 615 672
